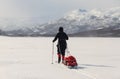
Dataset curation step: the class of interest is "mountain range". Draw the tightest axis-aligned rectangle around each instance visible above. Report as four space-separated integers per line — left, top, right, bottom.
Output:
0 7 120 37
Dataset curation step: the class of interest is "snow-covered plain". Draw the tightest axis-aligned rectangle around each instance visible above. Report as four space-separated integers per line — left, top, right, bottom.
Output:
0 36 120 79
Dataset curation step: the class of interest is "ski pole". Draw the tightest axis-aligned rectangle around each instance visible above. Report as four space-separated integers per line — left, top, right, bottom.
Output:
51 42 54 64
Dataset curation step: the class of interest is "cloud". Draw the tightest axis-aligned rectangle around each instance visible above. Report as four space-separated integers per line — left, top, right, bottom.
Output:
0 0 26 17
0 0 119 22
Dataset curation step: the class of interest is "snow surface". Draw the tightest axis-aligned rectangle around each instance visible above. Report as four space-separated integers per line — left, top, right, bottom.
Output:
0 36 120 79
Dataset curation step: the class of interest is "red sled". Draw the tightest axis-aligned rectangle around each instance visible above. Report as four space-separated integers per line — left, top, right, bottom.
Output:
63 55 78 67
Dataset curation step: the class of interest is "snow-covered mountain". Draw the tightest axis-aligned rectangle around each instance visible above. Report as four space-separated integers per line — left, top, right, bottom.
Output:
0 7 120 37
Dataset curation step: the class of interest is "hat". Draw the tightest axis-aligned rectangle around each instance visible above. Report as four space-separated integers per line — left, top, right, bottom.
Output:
59 27 63 32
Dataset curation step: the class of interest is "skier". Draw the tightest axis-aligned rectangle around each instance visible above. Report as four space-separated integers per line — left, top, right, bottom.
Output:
53 27 69 63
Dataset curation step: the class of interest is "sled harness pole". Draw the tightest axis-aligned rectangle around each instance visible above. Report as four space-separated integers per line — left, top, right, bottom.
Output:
66 43 71 56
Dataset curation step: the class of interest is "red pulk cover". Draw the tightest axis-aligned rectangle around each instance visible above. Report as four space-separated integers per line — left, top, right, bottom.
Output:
63 56 78 66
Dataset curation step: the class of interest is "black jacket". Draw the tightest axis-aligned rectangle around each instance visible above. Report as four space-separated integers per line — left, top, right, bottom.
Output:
53 31 68 47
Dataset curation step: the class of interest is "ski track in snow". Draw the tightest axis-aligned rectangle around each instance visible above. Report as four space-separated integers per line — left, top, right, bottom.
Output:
73 69 97 79
53 62 98 79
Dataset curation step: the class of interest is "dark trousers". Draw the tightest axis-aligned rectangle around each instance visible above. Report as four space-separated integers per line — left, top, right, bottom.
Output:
57 42 66 62
57 43 66 56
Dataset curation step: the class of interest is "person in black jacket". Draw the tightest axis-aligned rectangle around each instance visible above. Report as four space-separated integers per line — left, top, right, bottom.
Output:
53 27 69 63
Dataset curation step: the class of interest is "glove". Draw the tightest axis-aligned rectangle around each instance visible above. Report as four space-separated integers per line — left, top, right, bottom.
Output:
52 40 55 42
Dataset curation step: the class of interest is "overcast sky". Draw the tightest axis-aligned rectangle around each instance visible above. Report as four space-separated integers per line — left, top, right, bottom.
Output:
0 0 119 22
